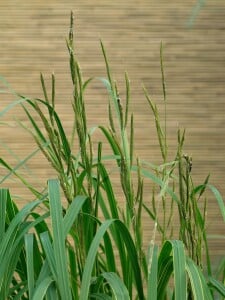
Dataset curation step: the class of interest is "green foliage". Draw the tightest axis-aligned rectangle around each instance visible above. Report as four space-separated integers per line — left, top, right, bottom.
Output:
0 11 224 299
187 0 206 28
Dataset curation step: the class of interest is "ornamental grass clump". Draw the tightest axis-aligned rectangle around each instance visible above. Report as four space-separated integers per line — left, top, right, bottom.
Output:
0 12 224 300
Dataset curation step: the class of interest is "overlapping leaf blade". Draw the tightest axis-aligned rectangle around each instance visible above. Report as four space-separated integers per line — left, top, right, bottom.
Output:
48 179 72 300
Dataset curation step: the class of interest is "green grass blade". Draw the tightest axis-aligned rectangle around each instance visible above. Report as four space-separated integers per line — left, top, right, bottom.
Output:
186 257 213 300
187 0 206 28
68 245 78 300
170 240 187 300
0 75 17 95
160 42 166 103
158 240 187 299
3 213 48 296
99 126 121 164
208 276 225 298
0 98 28 117
32 276 54 300
28 98 72 162
0 239 24 299
48 179 72 300
208 184 225 222
80 219 114 300
99 77 120 128
94 165 139 293
97 162 119 219
46 284 58 300
100 42 114 90
98 223 117 273
101 272 130 300
40 222 56 279
22 104 47 144
0 195 42 298
40 73 49 103
90 294 112 300
63 194 88 237
158 242 174 298
92 169 126 275
142 203 163 234
115 220 144 299
0 152 41 197
0 189 7 241
130 114 134 167
35 259 52 289
124 72 130 128
80 219 144 300
49 103 71 161
0 199 41 262
82 77 93 92
191 183 225 222
147 244 158 300
198 270 216 300
132 166 179 204
25 233 35 298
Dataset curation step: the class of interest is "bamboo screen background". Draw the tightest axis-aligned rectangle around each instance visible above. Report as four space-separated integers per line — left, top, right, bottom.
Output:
0 1 224 265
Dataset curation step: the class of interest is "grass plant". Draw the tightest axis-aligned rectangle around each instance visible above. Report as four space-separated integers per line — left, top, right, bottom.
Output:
0 12 224 299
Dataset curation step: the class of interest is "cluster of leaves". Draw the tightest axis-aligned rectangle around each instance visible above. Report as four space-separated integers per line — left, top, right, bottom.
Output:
0 12 224 299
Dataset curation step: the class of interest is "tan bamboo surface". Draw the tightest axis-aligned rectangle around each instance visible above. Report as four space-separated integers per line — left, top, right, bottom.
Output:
0 1 224 264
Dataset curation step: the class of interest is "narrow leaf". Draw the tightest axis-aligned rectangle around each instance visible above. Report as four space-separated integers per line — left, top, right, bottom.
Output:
101 272 130 300
186 257 212 300
48 179 72 300
32 276 54 300
25 233 35 298
63 195 88 237
147 244 158 300
0 189 7 241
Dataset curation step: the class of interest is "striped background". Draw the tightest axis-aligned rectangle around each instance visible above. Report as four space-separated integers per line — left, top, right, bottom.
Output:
0 1 224 265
